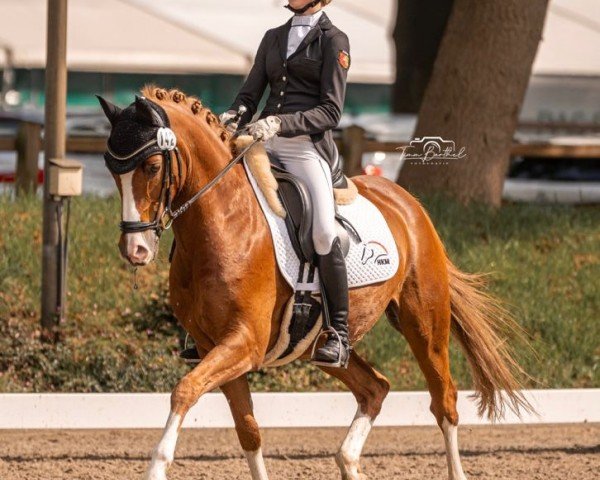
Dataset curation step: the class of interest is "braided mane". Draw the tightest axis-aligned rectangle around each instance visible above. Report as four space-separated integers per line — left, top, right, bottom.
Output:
140 85 233 151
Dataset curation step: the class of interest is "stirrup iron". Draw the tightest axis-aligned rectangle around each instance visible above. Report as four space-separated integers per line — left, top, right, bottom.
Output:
310 327 350 368
179 333 201 365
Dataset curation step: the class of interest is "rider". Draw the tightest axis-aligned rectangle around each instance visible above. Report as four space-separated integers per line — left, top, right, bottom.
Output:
220 0 351 367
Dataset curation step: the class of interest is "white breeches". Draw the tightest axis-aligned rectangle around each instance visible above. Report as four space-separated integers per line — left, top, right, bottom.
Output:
265 134 338 255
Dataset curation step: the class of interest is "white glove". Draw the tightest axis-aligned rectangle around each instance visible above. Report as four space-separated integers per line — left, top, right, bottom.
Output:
219 110 238 133
247 116 281 141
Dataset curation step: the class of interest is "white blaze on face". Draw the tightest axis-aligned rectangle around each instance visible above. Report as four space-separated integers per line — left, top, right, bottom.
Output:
121 171 141 222
120 171 154 264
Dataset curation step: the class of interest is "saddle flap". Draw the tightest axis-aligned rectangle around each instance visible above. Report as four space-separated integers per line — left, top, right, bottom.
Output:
272 168 315 262
272 164 353 264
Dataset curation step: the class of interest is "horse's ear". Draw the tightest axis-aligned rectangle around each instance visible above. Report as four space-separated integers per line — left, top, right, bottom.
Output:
96 95 122 126
134 95 164 127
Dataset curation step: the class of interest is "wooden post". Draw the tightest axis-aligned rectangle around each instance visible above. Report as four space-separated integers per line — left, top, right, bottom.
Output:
41 0 68 342
341 125 366 177
15 121 42 196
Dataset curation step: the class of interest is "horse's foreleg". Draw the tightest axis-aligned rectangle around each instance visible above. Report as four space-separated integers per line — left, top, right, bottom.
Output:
319 351 390 480
221 375 269 480
145 336 254 480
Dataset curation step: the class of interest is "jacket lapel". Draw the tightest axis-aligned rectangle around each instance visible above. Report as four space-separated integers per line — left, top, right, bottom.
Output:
287 25 322 61
280 11 333 62
277 18 293 62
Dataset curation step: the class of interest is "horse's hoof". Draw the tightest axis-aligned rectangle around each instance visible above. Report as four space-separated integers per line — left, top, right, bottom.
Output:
144 469 168 480
145 474 166 480
342 474 367 480
337 453 367 480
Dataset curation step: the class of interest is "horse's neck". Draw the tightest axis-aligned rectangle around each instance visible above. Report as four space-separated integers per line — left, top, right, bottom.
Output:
171 138 261 263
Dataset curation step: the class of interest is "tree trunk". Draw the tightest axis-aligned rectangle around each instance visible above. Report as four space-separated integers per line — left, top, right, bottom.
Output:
397 0 549 206
392 0 454 113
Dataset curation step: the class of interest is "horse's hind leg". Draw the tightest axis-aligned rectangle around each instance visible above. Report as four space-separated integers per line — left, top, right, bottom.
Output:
221 375 269 480
387 293 467 480
319 350 390 480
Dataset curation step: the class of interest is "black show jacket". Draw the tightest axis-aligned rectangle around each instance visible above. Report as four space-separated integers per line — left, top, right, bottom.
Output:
228 11 350 186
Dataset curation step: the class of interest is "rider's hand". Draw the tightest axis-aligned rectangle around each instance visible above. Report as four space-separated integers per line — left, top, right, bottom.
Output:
219 110 238 133
247 116 281 141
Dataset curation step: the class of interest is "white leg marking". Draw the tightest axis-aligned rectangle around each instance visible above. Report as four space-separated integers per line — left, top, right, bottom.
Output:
336 408 373 480
244 448 269 480
145 412 181 480
442 417 468 480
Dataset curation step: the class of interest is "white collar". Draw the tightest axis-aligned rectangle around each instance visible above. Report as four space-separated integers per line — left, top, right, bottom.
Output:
291 9 324 27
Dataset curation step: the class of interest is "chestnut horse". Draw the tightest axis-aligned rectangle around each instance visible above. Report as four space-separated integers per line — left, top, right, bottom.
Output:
101 86 530 480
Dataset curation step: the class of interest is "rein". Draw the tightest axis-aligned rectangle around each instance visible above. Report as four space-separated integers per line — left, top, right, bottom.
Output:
119 132 259 237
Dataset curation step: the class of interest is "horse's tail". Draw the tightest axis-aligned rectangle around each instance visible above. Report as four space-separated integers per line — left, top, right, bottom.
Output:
446 260 535 420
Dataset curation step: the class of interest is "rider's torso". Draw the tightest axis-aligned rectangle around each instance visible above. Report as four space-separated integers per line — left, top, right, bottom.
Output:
261 33 324 118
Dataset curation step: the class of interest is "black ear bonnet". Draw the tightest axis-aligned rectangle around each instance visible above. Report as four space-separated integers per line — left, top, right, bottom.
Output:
98 95 176 175
95 93 259 237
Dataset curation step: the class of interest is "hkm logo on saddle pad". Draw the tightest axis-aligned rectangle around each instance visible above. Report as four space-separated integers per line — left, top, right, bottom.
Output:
361 241 391 266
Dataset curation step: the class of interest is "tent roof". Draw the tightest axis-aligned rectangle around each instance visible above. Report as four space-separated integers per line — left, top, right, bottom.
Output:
0 0 598 83
533 0 600 76
0 0 249 74
123 0 397 83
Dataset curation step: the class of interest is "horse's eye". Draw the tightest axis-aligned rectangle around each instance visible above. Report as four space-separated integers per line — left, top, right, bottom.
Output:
146 163 161 175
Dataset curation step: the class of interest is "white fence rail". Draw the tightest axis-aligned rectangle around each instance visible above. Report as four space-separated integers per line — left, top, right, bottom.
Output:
0 389 598 429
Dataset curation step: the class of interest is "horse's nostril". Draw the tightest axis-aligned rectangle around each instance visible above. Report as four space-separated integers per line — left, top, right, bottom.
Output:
124 235 152 265
134 245 149 260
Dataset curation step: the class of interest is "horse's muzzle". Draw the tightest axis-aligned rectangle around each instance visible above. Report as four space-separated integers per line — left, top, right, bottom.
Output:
119 233 153 266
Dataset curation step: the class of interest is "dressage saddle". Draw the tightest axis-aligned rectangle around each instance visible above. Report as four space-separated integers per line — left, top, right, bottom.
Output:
269 153 358 264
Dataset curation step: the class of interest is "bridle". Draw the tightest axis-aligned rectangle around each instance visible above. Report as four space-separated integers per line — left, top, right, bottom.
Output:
106 103 259 238
108 127 181 236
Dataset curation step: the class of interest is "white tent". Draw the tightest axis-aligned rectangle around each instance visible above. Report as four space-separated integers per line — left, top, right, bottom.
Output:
0 0 598 82
124 0 397 83
533 0 600 76
0 0 248 74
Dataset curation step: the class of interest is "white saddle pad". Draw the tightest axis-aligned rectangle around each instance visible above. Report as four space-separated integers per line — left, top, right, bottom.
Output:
244 160 400 292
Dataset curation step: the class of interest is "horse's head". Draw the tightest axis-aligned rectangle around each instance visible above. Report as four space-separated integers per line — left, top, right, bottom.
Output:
97 94 182 266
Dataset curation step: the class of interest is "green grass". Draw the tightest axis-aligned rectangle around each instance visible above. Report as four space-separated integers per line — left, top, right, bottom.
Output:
0 194 598 392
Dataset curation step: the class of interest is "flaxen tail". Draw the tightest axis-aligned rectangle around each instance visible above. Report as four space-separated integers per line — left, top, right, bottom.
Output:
447 260 535 420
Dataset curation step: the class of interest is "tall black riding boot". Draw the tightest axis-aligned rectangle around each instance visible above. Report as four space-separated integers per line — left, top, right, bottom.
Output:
311 237 351 368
